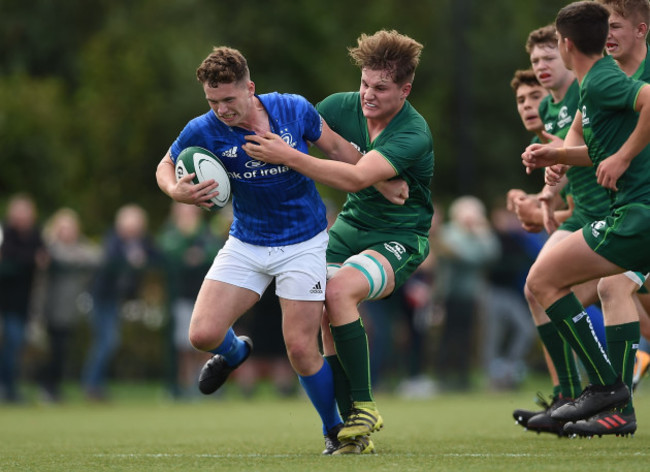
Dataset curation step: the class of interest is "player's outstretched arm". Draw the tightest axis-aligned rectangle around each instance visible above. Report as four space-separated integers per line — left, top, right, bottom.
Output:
522 143 591 173
310 120 409 204
243 132 396 192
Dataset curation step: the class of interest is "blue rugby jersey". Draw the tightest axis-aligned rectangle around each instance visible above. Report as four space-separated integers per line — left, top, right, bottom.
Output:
170 92 327 246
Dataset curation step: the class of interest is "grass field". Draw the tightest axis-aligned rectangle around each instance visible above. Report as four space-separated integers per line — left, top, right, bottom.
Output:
1 380 649 472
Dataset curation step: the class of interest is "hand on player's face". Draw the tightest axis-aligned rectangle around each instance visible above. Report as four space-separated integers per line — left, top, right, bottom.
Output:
242 132 290 164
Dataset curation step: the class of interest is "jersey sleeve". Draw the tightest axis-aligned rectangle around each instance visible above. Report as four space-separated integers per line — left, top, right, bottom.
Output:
589 72 645 112
375 127 432 175
169 116 208 163
315 93 346 130
296 95 324 143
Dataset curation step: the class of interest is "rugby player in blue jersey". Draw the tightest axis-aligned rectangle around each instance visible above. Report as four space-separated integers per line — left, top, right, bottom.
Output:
156 46 403 454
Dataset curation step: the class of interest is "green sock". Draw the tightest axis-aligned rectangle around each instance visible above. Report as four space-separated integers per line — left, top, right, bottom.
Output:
330 319 374 404
324 354 352 420
538 322 582 398
546 292 617 386
606 322 639 415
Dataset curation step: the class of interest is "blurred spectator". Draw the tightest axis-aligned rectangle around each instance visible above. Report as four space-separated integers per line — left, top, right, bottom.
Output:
36 208 102 402
82 203 158 401
435 196 500 391
0 193 48 403
157 202 223 399
393 214 439 398
359 297 396 391
361 213 439 395
482 204 537 390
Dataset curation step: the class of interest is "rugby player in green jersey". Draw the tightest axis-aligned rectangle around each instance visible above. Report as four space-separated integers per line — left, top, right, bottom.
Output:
538 0 650 436
506 69 575 233
513 25 611 436
552 0 650 437
522 0 650 428
506 69 555 232
513 69 550 143
244 30 433 454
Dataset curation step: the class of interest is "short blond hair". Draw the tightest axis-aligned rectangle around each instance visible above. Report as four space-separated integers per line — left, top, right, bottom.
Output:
595 0 650 26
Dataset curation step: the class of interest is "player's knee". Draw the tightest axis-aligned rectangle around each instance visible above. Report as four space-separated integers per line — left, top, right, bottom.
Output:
523 282 536 305
525 266 547 302
597 278 614 304
284 337 318 373
188 328 220 352
324 276 351 305
334 253 388 302
598 276 637 304
188 331 207 351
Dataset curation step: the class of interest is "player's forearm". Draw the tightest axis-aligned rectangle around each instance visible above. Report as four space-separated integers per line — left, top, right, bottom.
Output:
556 146 592 166
156 157 176 197
314 124 362 164
285 151 368 192
554 208 572 225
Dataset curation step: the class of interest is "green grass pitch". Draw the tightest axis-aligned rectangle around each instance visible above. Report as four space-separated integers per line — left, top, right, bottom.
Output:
1 382 649 472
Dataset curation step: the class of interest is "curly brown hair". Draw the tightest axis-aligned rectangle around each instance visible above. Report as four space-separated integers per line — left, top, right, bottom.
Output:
510 69 542 92
348 30 423 85
525 24 558 54
196 46 250 88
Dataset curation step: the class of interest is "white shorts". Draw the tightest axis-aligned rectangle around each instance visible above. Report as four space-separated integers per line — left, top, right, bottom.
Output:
205 230 327 301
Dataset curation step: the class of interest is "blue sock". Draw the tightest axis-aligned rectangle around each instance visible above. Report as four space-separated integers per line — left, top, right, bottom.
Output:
299 360 343 435
585 304 607 350
209 328 248 366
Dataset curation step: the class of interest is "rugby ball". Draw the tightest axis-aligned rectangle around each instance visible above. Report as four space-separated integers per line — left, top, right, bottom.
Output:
175 146 231 209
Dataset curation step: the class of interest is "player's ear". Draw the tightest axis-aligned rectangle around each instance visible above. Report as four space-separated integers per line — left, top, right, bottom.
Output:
401 82 412 99
637 23 648 39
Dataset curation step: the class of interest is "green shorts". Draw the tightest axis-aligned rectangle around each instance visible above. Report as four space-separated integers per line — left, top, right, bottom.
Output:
327 218 430 291
559 205 607 233
582 203 650 274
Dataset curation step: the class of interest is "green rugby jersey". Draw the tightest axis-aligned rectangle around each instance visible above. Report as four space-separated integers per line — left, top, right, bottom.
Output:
539 80 610 219
539 79 579 139
631 43 650 82
580 55 650 207
316 92 434 236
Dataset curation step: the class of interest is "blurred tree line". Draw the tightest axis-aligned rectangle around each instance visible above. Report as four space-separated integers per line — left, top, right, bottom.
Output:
1 0 570 235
